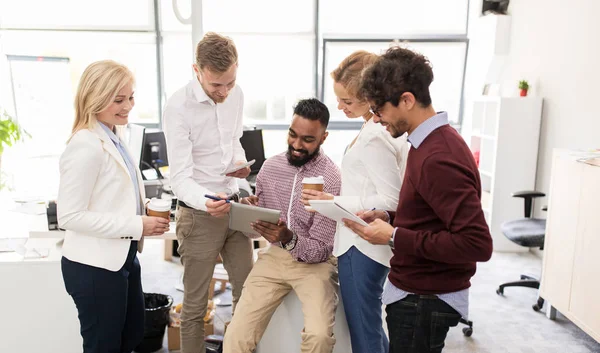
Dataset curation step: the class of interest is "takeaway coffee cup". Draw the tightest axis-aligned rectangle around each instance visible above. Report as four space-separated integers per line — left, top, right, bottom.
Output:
147 198 171 220
302 176 324 211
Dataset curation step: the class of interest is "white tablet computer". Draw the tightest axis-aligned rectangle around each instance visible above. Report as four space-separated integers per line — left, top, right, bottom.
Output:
308 200 369 226
229 202 281 235
221 159 256 176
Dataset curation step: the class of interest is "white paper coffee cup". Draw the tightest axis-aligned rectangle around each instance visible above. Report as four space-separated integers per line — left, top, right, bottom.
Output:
147 198 171 220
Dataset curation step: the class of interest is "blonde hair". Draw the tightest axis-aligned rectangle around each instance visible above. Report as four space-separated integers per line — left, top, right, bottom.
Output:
195 32 238 73
330 50 378 101
70 60 135 140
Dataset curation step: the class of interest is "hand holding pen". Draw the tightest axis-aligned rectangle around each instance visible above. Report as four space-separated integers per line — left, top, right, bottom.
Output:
356 208 390 224
205 193 232 218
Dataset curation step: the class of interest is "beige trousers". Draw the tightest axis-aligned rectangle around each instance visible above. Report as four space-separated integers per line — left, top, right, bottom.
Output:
223 246 339 353
176 206 253 353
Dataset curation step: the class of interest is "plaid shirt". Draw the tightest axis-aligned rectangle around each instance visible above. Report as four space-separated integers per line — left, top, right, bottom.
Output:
256 150 341 264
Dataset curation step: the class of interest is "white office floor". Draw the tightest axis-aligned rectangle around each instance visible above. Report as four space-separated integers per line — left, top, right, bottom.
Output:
139 241 600 353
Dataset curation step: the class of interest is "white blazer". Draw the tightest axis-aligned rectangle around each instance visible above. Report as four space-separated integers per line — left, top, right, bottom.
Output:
333 118 409 267
57 123 145 271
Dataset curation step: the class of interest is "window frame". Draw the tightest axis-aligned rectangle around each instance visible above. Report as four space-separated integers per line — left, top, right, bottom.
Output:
0 0 470 130
320 36 470 129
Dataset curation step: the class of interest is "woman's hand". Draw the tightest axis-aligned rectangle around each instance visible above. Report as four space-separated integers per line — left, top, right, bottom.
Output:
301 189 334 206
142 216 170 236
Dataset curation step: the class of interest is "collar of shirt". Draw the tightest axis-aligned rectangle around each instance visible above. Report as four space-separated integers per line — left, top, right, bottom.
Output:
191 77 212 104
98 122 121 145
407 111 449 149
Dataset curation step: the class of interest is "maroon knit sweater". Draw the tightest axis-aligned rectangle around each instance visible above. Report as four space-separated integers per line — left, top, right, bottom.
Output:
388 125 493 294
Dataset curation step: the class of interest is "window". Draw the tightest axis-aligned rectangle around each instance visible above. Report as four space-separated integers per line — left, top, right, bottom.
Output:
0 0 471 197
1 30 159 125
320 0 468 36
161 0 316 125
323 40 467 124
0 0 154 30
0 0 159 198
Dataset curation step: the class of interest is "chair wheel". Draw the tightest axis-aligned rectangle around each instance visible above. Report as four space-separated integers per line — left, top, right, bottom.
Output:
462 327 473 337
533 304 541 312
496 288 503 295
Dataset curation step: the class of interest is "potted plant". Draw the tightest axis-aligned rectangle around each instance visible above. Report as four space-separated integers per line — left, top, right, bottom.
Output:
0 108 29 190
518 80 529 97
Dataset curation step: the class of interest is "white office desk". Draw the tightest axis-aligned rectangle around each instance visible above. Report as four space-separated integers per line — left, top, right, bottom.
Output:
0 210 176 353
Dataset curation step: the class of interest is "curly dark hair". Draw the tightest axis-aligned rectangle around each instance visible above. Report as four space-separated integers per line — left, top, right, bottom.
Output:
359 46 434 110
293 98 330 128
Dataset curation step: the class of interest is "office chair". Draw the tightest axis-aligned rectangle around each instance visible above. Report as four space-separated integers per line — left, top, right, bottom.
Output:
495 190 546 312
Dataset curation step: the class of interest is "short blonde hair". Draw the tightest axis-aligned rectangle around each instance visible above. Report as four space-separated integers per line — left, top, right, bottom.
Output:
71 60 134 139
195 32 238 73
331 50 378 101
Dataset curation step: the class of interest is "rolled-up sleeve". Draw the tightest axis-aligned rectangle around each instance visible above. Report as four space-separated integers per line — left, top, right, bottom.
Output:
290 168 342 264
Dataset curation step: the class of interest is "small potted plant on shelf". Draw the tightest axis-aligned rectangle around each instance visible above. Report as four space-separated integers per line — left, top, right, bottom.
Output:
518 80 529 97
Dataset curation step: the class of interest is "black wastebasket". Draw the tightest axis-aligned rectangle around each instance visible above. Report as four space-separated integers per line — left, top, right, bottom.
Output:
134 293 173 353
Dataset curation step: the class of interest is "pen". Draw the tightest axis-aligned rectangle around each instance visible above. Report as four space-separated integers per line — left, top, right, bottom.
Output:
204 194 231 203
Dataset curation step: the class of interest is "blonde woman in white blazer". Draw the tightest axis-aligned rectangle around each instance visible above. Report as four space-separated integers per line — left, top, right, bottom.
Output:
302 51 409 353
57 60 170 353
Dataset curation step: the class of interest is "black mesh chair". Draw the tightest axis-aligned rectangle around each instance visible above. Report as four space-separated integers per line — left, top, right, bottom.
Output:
495 190 546 311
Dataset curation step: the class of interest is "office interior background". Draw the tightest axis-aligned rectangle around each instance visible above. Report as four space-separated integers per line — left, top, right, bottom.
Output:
1 0 600 352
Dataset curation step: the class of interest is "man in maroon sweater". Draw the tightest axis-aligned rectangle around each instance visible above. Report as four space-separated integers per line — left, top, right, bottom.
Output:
344 46 493 353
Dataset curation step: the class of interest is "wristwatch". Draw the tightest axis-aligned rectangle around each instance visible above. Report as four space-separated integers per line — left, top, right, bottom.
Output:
283 232 298 251
388 229 396 249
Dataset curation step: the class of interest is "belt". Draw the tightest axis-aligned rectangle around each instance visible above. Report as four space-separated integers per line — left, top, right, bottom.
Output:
178 193 240 209
177 200 193 209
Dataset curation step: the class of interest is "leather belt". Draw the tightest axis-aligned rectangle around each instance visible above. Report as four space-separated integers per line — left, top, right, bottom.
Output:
177 193 240 209
177 200 192 209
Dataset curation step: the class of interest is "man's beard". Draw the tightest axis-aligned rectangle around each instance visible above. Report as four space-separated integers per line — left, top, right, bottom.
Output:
209 93 227 103
286 145 320 167
201 82 228 103
206 91 227 103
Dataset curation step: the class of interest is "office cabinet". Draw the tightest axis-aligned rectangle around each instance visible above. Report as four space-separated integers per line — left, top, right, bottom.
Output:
540 149 600 342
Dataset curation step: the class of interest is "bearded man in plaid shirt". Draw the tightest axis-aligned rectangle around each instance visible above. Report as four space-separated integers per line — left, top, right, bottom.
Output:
224 98 342 353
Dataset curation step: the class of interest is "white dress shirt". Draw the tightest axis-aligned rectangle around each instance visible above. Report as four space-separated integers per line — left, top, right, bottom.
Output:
163 79 246 211
333 118 409 267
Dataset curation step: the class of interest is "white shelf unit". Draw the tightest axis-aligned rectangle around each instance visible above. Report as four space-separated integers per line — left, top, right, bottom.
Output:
467 96 543 252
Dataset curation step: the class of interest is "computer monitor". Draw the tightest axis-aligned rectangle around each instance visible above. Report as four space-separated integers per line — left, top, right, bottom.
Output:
127 124 146 168
140 130 169 180
240 128 266 175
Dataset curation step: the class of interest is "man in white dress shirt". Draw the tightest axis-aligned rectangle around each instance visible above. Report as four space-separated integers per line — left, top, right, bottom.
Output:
163 32 253 353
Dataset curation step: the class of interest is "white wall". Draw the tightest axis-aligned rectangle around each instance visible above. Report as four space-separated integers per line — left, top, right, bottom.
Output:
500 0 600 213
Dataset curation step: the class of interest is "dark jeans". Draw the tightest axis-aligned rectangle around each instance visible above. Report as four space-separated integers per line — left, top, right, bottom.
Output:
339 246 389 353
386 294 461 353
61 241 145 353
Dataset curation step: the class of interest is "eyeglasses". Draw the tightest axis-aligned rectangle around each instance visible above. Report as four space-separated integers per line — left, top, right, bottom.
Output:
369 105 382 118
